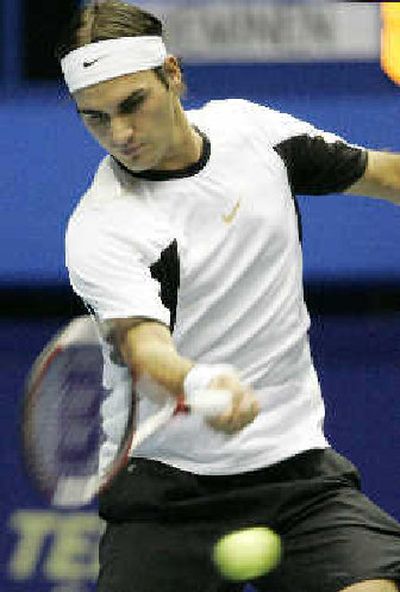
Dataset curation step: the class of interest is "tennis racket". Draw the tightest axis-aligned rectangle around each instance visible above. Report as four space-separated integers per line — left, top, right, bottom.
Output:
22 315 232 508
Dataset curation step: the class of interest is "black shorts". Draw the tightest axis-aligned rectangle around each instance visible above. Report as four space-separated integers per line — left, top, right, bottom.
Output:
98 448 400 592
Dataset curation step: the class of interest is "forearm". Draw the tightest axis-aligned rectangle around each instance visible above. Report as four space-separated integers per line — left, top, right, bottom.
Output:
118 320 194 399
111 318 260 432
345 151 400 206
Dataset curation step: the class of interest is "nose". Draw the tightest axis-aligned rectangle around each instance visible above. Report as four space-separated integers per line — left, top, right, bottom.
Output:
110 115 134 147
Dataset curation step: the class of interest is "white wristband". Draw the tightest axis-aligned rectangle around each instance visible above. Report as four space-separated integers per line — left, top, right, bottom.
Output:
183 364 235 402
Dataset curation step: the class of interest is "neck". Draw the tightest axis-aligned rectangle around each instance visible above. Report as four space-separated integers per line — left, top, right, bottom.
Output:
159 102 203 171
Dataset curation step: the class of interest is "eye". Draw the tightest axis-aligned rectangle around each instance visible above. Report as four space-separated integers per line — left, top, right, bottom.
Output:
120 94 146 115
84 112 110 126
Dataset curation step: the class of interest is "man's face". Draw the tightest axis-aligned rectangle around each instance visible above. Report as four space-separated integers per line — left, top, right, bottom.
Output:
74 68 178 173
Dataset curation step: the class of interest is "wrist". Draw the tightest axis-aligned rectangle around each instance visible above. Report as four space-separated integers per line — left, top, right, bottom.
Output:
183 363 235 402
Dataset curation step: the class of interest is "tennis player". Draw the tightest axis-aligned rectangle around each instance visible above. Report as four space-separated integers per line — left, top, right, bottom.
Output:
57 2 400 591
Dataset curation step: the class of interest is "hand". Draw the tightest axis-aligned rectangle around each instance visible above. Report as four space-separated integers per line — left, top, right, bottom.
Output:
205 372 260 434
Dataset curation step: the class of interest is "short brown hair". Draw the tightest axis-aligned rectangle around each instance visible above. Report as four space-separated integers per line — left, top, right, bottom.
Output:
55 0 183 92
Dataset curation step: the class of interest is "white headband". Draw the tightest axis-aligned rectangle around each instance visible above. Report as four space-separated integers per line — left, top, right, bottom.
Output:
61 36 167 93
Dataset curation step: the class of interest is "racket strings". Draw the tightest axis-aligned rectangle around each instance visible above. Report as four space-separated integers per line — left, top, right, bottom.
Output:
26 344 106 491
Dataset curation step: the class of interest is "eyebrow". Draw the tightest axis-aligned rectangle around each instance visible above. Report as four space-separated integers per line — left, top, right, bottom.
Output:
77 89 146 116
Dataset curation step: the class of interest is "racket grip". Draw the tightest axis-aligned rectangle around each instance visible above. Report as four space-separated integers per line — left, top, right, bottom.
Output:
185 388 233 418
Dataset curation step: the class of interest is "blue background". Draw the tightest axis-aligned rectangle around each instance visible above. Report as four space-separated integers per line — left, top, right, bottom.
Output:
1 62 400 285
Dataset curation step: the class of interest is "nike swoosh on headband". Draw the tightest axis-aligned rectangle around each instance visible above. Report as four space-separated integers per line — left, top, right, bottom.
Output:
83 58 103 68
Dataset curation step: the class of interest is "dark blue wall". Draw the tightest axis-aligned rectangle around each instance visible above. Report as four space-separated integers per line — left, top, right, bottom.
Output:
1 315 399 591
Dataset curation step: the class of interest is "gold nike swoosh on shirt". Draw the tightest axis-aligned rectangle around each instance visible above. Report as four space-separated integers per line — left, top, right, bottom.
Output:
223 200 241 224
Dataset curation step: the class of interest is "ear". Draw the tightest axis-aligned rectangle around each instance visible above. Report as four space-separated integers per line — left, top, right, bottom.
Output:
163 55 183 91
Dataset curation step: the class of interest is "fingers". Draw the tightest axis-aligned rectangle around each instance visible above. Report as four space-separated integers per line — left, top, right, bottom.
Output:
232 394 260 431
206 389 260 435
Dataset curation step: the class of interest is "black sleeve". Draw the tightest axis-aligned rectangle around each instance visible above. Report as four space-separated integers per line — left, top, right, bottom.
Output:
274 134 368 196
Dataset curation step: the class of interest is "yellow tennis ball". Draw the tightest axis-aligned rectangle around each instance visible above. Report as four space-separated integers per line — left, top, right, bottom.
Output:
212 526 282 582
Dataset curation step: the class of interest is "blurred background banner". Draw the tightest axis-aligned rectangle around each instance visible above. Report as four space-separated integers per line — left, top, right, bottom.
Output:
145 1 380 61
1 1 399 591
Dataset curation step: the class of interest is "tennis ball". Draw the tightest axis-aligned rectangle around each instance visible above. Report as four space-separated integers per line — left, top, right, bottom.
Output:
212 526 282 582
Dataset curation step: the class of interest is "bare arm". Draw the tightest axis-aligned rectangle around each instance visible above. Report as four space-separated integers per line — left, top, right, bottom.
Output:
108 318 259 433
111 318 193 400
345 150 400 206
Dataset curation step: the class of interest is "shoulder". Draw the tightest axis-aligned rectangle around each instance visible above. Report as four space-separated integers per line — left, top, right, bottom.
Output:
68 156 127 217
188 98 261 130
67 156 148 240
187 99 321 146
67 162 143 262
66 164 174 276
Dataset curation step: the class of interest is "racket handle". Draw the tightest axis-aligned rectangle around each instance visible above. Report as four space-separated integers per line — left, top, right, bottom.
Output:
52 475 99 507
186 388 233 418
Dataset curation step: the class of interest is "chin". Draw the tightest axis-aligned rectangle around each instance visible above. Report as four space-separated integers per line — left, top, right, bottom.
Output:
126 161 149 173
117 155 150 173
113 146 162 174
130 155 163 174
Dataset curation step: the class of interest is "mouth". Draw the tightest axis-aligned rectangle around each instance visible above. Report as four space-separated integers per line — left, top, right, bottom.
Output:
120 144 145 158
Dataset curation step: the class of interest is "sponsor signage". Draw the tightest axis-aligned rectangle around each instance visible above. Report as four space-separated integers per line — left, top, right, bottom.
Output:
142 1 380 62
6 510 101 591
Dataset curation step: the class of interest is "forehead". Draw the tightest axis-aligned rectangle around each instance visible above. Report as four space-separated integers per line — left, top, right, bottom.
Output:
74 70 158 111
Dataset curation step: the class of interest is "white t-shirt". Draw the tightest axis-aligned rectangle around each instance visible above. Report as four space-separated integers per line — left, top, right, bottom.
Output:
66 99 367 475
